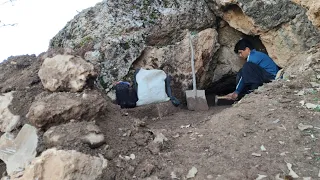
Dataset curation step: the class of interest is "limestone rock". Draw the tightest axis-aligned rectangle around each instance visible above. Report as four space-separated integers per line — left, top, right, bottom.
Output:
212 23 243 82
44 121 105 149
0 92 21 132
38 54 97 92
27 91 106 128
49 1 216 96
209 0 303 32
284 47 320 77
208 0 320 68
260 13 320 67
292 0 320 29
10 148 108 180
133 28 219 98
0 124 38 175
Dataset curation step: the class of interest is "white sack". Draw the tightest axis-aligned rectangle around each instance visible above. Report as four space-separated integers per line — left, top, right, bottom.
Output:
136 69 170 106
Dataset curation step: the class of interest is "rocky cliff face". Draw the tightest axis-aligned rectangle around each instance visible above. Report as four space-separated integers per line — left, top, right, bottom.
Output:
48 0 320 98
1 0 320 180
50 0 217 99
206 0 320 67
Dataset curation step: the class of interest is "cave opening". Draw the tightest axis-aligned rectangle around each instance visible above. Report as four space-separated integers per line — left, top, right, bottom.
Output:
205 32 268 106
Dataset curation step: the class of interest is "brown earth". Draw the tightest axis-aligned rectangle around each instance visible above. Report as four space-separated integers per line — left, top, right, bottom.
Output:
1 55 320 180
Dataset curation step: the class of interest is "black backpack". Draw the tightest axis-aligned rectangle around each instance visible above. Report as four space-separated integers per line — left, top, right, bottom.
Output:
115 82 138 109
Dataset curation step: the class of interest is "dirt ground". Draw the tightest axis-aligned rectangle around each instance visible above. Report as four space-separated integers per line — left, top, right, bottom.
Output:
0 55 320 180
91 74 320 180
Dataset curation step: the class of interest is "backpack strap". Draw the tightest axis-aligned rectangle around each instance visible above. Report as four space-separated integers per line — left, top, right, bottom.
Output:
165 75 180 107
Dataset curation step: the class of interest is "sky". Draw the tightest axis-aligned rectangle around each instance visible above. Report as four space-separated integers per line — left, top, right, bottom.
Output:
0 0 102 62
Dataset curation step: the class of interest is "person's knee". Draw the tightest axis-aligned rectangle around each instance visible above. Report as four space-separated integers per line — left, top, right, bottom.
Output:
242 62 256 69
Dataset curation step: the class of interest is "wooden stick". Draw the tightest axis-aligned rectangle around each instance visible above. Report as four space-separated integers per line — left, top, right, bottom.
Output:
216 96 230 100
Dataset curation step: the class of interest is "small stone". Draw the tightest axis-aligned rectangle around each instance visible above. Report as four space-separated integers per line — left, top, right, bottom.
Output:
252 153 262 157
171 172 178 179
105 149 116 160
306 103 318 109
186 167 198 179
260 145 266 151
180 124 191 129
153 133 168 144
299 100 305 106
82 133 105 148
273 119 280 124
279 141 285 145
310 82 320 88
207 175 214 179
130 154 136 160
303 177 311 180
256 174 267 180
280 152 288 156
243 133 247 137
173 134 180 138
298 123 313 131
296 90 304 96
287 163 299 178
124 156 131 161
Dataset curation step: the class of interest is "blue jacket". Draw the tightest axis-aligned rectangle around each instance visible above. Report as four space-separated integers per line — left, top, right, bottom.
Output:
235 49 279 94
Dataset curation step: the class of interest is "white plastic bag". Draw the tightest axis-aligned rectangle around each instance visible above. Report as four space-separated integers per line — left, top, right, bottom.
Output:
136 69 170 106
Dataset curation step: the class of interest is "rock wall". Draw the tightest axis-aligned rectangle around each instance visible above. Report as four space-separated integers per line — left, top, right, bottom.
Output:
292 0 320 29
49 0 216 97
206 0 320 67
133 28 220 99
48 0 320 97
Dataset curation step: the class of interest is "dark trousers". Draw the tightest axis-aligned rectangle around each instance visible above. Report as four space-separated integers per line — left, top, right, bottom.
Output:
236 62 275 97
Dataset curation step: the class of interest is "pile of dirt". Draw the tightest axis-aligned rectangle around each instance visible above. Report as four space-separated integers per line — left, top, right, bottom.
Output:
0 54 319 180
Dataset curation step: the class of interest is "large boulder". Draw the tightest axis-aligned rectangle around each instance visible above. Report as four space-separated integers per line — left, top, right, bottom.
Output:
26 91 106 128
292 0 320 29
133 28 220 99
49 0 216 96
10 148 108 180
38 55 97 92
0 92 21 132
44 121 105 149
210 22 244 83
0 124 38 175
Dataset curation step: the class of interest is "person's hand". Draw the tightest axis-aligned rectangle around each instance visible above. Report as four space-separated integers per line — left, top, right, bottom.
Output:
226 92 238 100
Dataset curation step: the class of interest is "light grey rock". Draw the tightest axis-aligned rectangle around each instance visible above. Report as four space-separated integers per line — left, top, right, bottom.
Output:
0 124 38 175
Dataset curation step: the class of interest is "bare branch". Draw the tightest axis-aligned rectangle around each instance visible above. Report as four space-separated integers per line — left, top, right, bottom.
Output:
1 0 16 5
0 20 17 27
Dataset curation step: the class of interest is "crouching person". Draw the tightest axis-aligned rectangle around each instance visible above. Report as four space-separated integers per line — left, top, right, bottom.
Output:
226 39 279 100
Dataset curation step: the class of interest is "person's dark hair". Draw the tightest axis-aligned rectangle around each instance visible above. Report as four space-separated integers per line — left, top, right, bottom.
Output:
234 38 254 53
